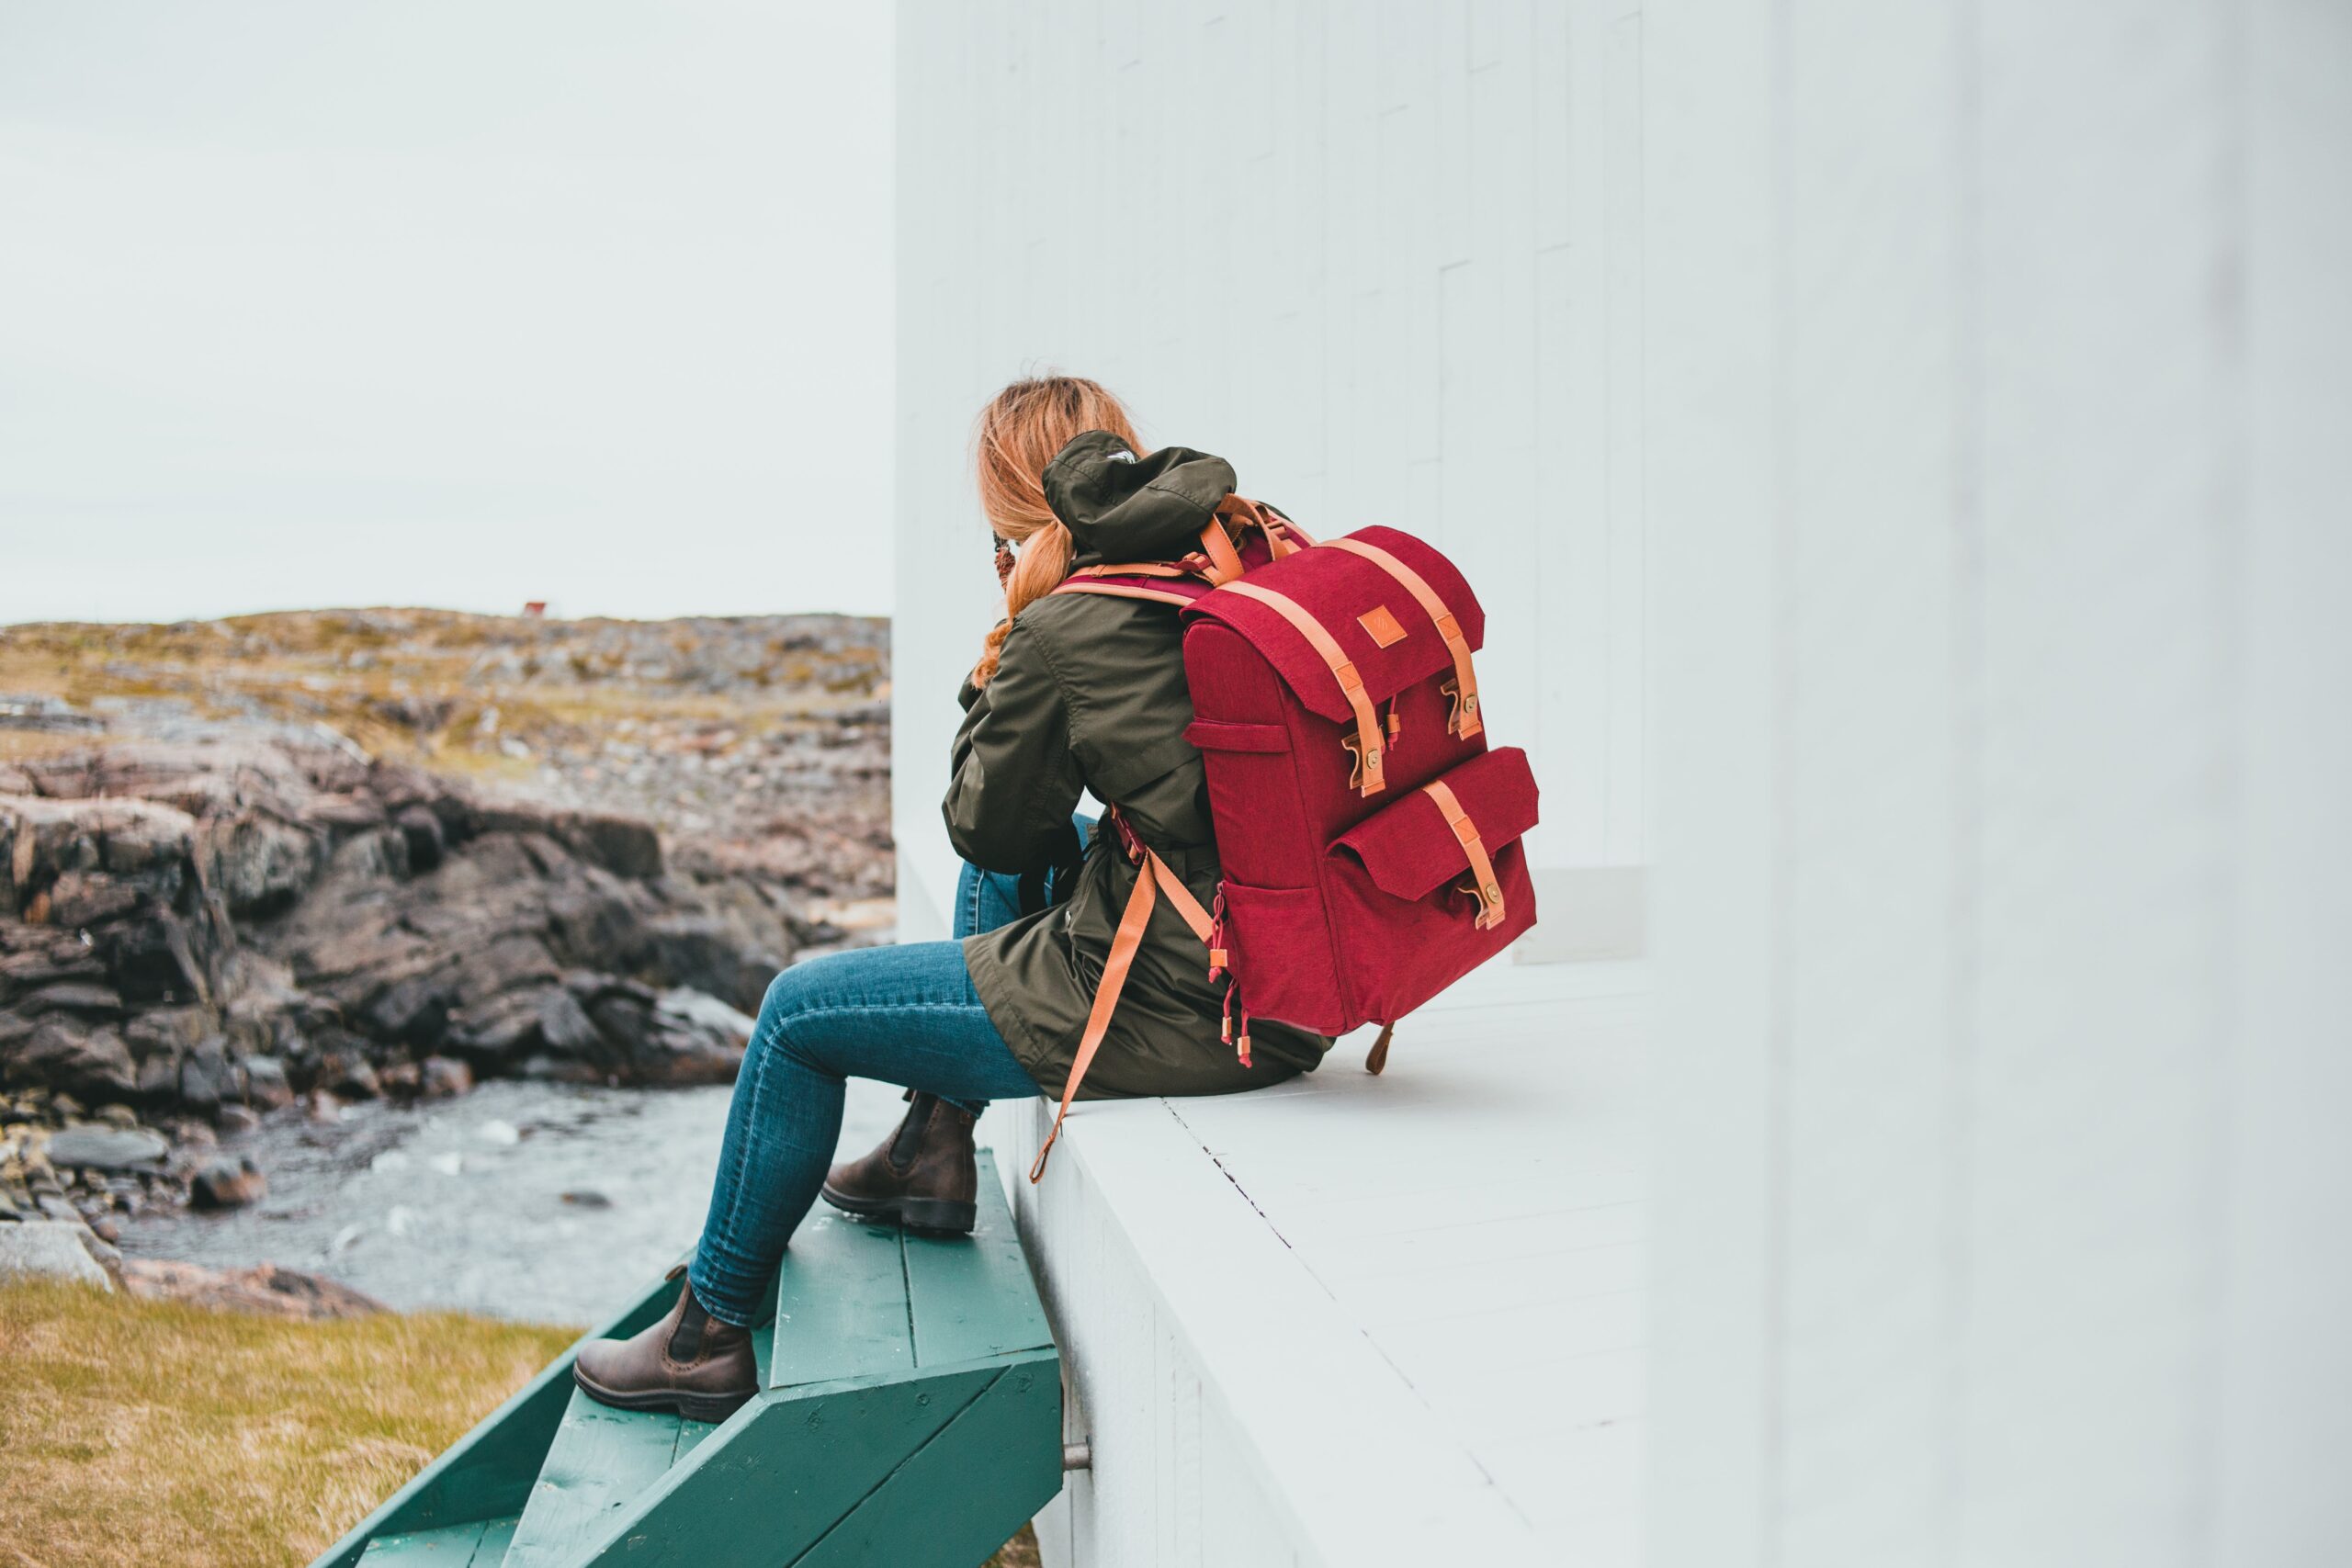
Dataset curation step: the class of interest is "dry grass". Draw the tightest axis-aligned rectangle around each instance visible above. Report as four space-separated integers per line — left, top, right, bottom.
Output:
0 1279 574 1567
0 1281 1040 1568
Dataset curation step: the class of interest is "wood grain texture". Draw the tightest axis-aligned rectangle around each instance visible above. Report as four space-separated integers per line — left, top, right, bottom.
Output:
789 1356 1064 1568
469 1518 516 1567
574 1368 1001 1568
356 1519 487 1565
903 1149 1053 1370
502 1389 684 1568
769 1211 913 1391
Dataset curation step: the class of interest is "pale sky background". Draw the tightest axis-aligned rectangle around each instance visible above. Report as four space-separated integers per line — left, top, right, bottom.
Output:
0 0 894 624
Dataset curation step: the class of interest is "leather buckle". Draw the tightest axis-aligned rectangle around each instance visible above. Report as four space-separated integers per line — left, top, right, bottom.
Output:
1455 874 1507 931
1342 734 1385 792
1442 677 1478 737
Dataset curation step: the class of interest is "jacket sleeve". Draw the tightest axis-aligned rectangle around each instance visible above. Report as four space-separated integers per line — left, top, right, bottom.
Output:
943 620 1084 874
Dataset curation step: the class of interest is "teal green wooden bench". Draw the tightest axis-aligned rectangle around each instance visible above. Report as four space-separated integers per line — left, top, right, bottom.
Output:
311 1153 1061 1568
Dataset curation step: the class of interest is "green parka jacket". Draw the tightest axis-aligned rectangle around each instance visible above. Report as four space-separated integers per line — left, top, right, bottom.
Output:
946 432 1330 1100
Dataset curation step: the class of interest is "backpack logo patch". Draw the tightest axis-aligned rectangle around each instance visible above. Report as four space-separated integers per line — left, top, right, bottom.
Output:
1357 604 1408 649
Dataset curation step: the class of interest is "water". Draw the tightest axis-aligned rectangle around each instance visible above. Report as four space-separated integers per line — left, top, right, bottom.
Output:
120 1077 907 1325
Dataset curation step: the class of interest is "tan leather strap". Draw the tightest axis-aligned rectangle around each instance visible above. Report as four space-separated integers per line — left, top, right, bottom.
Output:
1222 581 1387 795
1197 520 1247 585
1322 537 1482 738
1052 581 1196 608
1219 494 1307 559
1423 779 1505 929
1029 843 1217 1181
1365 1019 1396 1075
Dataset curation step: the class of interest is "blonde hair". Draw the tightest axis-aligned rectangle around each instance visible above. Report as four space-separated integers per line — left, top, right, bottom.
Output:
969 376 1144 688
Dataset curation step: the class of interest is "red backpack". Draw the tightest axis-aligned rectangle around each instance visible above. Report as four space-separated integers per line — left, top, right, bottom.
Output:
1028 497 1540 1179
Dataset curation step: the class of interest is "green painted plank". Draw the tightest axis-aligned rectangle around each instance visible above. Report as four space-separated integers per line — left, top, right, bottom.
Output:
574 1366 998 1567
672 1418 719 1463
358 1519 487 1563
468 1517 516 1566
311 1269 686 1568
790 1351 1065 1568
902 1154 1054 1369
503 1388 684 1568
769 1210 912 1390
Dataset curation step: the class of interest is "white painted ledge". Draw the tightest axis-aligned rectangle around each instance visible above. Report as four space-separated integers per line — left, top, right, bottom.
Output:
987 959 1652 1568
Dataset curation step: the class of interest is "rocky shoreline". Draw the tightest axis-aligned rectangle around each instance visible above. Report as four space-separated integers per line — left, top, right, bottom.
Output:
0 609 893 1262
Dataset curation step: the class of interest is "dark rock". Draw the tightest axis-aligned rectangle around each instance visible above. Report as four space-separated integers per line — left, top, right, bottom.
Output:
560 1190 613 1209
44 1125 168 1170
361 973 452 1044
393 804 446 873
299 792 389 832
319 1050 380 1100
190 1155 266 1209
177 1038 235 1111
122 1258 385 1319
45 873 141 928
419 1055 472 1099
17 982 127 1019
535 987 605 1061
202 813 320 916
645 915 783 1015
5 1020 137 1100
134 1053 178 1100
242 1055 293 1109
123 1005 214 1061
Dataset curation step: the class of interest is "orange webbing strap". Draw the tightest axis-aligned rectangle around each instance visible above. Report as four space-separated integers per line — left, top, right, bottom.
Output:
1029 845 1217 1182
1221 581 1388 795
1322 536 1483 738
1197 520 1248 584
1423 779 1505 929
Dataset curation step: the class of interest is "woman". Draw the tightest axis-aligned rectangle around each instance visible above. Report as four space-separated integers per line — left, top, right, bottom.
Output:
572 376 1329 1420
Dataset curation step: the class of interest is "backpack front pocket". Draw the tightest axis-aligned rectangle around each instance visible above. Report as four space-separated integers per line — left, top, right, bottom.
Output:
1324 746 1540 1021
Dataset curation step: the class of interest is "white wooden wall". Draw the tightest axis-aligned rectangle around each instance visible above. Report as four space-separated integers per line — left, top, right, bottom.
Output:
892 0 1648 941
1643 3 2352 1565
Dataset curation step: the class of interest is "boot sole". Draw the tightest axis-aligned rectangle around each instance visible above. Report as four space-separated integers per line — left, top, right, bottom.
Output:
819 1184 977 1237
571 1361 754 1425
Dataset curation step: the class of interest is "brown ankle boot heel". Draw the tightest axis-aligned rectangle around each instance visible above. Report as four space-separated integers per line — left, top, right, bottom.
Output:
820 1091 978 1235
572 1266 758 1423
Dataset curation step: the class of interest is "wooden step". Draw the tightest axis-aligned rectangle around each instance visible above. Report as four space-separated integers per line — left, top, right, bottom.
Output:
315 1151 1064 1568
356 1515 516 1564
500 1392 718 1567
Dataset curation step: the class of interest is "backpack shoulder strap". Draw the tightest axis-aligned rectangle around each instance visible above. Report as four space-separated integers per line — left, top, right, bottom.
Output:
1029 813 1218 1182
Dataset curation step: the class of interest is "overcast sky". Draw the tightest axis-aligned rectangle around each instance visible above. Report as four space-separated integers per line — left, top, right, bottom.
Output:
0 1 893 625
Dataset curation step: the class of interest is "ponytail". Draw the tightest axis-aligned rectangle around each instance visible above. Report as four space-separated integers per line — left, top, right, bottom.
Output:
967 375 1142 688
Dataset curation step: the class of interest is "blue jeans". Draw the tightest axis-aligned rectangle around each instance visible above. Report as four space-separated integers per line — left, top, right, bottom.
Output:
684 829 1087 1327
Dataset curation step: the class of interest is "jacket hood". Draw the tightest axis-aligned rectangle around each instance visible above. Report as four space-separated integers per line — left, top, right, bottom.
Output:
1043 430 1236 566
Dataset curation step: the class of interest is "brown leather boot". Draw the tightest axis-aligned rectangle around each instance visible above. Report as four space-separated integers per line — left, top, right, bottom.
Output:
820 1091 978 1235
572 1266 758 1423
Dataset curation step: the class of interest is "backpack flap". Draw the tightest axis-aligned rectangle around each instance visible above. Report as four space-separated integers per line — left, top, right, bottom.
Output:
1184 528 1487 794
1183 526 1486 719
1332 746 1540 908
